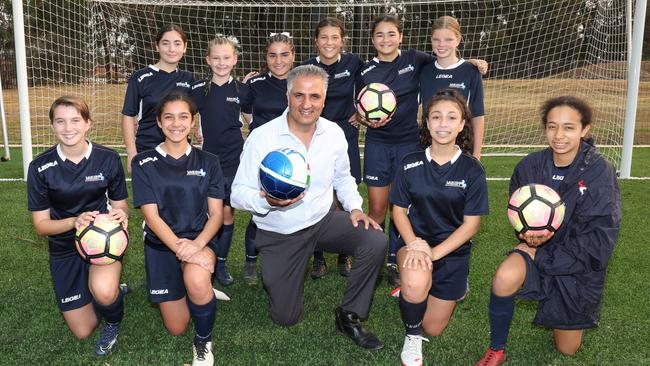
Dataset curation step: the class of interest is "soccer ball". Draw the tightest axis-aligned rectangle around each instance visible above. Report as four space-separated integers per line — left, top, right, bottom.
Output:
355 83 397 125
507 183 566 236
259 148 311 200
75 214 129 265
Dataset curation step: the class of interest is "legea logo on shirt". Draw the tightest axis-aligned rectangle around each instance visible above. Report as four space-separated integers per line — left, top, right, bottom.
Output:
176 82 190 88
192 82 206 90
360 65 376 76
38 160 58 173
187 168 206 177
85 172 105 182
445 179 467 189
449 82 466 90
334 70 351 79
61 293 81 304
403 160 424 171
139 156 158 166
552 175 564 181
138 72 153 82
226 97 240 104
436 74 453 79
398 64 415 75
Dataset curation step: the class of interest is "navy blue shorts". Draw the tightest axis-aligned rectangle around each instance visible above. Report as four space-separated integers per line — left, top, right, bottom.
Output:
144 238 217 303
363 141 419 187
223 175 234 207
429 253 471 301
337 121 361 185
49 253 93 312
512 249 544 301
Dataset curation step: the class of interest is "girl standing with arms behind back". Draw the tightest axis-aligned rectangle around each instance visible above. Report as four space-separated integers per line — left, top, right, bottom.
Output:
191 35 249 287
122 24 194 172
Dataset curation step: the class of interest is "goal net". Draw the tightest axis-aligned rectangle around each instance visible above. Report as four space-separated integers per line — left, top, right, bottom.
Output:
20 0 630 166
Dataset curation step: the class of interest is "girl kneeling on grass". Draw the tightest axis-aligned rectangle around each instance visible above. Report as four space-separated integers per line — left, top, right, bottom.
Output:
389 89 489 366
27 95 129 356
475 96 621 366
131 92 224 366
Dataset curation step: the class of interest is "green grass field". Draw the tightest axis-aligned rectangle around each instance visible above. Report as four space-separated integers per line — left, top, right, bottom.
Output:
0 148 649 365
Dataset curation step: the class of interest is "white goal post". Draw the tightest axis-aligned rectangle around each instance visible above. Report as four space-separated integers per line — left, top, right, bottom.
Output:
11 0 645 179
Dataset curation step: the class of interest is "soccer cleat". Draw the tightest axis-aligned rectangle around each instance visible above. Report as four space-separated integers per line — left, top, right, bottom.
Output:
475 348 506 366
215 264 234 286
400 334 429 366
95 321 120 356
310 258 328 279
243 261 258 286
387 264 401 287
192 340 214 366
390 287 401 298
337 255 352 277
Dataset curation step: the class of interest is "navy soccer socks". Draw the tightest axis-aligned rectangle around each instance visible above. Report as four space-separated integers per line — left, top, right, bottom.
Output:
188 295 217 344
488 290 515 350
399 293 427 336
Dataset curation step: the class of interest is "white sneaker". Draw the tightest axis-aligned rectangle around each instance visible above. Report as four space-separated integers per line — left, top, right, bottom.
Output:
192 341 214 366
400 335 429 366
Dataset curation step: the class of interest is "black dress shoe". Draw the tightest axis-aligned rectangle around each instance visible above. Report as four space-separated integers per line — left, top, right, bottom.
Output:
335 307 384 350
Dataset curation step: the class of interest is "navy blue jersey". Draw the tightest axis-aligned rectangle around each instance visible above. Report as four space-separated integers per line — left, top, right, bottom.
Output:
389 148 488 254
302 53 364 123
27 142 128 258
240 73 287 131
509 141 621 329
358 49 435 144
131 145 225 250
122 65 194 151
191 78 247 177
420 59 484 117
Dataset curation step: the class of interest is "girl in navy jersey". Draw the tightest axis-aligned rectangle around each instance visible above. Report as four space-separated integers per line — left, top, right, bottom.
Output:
131 92 224 366
122 24 194 172
238 33 296 284
27 96 129 356
475 96 621 366
191 35 249 287
420 16 485 159
390 89 488 366
302 17 364 279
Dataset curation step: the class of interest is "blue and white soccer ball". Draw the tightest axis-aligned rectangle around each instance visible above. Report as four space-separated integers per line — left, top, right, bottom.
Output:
259 148 311 200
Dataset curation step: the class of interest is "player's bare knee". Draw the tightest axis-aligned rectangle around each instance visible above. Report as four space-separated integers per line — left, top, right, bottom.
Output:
422 323 446 337
92 286 119 306
492 265 521 296
556 342 581 356
71 324 95 340
401 281 429 303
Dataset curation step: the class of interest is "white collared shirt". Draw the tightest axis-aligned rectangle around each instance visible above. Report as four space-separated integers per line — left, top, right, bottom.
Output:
231 109 363 234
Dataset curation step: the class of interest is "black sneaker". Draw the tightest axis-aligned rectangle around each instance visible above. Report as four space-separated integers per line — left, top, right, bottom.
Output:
310 258 328 279
95 322 120 356
337 255 352 277
216 264 234 286
387 264 400 287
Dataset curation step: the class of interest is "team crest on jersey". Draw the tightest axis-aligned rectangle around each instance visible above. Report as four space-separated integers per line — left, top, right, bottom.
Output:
436 74 453 79
334 70 351 79
187 168 206 177
398 64 415 75
139 156 158 166
449 82 467 90
37 160 58 173
445 179 467 189
138 72 153 82
226 97 240 104
360 65 376 76
403 160 424 171
176 82 190 88
85 173 105 182
578 180 587 195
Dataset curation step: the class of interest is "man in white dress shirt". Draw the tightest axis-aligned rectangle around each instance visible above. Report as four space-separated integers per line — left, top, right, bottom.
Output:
231 65 387 350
